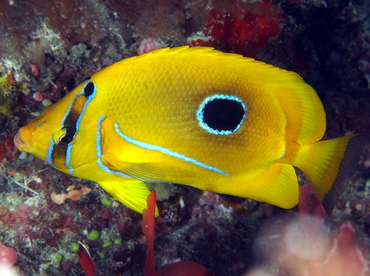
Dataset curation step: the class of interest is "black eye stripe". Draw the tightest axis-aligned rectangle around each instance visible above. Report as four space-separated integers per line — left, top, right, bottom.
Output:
62 94 86 134
48 81 97 171
51 143 68 169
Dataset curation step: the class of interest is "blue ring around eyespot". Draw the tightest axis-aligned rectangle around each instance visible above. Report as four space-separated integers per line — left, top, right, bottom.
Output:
196 94 247 135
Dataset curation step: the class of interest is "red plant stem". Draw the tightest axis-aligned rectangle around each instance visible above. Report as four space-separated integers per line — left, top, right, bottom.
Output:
78 241 96 276
142 190 157 276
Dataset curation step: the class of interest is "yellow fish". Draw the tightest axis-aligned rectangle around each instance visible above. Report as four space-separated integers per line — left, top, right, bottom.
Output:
14 46 364 215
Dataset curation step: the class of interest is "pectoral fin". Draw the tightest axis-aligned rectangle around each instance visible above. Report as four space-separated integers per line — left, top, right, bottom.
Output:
103 152 166 182
98 179 159 216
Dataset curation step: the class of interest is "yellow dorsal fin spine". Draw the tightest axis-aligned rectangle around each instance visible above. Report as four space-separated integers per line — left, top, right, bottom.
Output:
293 134 367 215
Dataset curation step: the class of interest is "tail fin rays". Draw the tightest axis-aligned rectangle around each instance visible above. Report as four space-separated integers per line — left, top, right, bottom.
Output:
322 134 367 214
295 134 366 215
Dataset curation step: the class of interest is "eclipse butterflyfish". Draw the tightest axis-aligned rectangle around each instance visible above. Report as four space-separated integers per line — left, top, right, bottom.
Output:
14 46 365 215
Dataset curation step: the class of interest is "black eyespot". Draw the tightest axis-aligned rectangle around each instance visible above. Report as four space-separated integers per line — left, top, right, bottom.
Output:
203 99 244 131
196 95 247 135
58 126 76 145
83 82 95 98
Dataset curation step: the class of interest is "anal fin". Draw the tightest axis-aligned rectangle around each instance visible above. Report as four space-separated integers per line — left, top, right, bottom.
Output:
225 163 299 209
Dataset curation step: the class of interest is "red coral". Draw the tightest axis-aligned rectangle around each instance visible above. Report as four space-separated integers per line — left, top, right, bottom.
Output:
305 222 370 276
0 135 17 161
0 243 18 268
30 64 40 76
0 205 38 235
298 183 328 219
143 190 214 276
189 0 281 58
137 38 165 55
157 261 214 276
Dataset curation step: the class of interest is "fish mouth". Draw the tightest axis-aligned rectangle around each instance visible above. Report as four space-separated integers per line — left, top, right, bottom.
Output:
14 133 26 148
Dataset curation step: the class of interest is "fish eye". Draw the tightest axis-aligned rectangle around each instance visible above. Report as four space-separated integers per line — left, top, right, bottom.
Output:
52 127 77 145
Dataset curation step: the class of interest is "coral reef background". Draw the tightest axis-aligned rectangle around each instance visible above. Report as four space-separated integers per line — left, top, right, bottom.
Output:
0 0 370 275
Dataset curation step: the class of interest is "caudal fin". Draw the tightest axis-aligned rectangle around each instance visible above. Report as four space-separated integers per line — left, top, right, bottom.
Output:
295 134 367 215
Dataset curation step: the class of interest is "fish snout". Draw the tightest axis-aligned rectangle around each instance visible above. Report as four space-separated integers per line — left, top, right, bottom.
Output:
14 133 25 147
14 128 31 152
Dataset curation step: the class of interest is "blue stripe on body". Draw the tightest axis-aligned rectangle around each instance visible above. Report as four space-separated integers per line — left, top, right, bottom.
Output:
114 123 230 176
65 145 74 175
46 138 54 165
96 116 106 158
